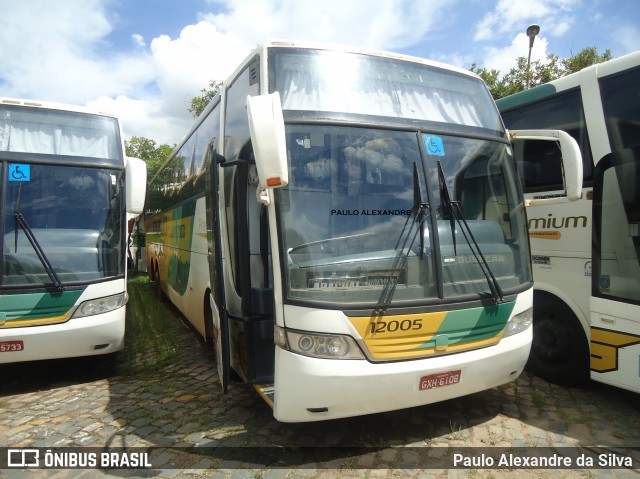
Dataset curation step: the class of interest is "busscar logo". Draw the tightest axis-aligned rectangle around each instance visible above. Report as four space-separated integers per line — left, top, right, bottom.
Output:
8 449 39 467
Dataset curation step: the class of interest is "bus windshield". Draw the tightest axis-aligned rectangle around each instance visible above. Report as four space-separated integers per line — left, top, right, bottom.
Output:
278 125 531 306
2 163 125 287
273 49 504 135
0 104 122 162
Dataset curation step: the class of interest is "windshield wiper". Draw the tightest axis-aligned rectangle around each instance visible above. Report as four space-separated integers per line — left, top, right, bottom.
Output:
374 163 429 315
437 161 503 303
13 187 64 291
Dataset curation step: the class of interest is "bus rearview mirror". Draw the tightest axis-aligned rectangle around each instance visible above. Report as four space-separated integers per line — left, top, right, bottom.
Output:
509 129 583 206
247 92 288 189
125 156 147 216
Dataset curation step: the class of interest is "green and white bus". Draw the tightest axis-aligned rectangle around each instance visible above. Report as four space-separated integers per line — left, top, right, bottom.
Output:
0 98 146 363
145 41 581 422
497 51 640 393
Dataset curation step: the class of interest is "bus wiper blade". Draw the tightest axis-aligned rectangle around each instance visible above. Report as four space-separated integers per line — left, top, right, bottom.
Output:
437 161 457 255
375 163 429 315
14 212 64 291
437 161 503 303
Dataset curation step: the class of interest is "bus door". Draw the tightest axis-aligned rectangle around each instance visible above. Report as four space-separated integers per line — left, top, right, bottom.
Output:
222 152 275 386
591 146 640 393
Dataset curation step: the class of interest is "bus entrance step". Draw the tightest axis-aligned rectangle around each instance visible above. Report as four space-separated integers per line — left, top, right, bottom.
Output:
254 383 275 409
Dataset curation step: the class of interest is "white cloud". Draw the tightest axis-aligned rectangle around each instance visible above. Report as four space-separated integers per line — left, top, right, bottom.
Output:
201 0 449 51
0 0 153 103
473 0 579 42
481 33 549 74
131 34 146 48
616 24 640 54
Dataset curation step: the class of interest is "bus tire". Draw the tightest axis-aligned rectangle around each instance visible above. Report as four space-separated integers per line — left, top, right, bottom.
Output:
527 292 589 386
153 263 165 301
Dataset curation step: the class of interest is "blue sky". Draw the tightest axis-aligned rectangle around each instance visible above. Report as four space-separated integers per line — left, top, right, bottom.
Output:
0 0 638 144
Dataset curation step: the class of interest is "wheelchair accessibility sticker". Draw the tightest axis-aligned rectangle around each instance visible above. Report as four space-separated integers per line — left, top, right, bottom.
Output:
8 164 31 182
424 135 445 156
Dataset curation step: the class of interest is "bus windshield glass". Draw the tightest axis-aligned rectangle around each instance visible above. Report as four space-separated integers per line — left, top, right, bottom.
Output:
272 49 503 135
0 104 122 162
2 163 125 288
279 126 531 306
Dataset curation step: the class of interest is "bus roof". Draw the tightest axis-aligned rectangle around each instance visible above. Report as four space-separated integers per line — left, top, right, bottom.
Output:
170 39 487 163
496 50 640 112
0 97 118 119
260 40 481 79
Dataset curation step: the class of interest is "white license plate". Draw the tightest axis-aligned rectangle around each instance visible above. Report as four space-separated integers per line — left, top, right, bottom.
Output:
0 340 24 353
419 369 461 391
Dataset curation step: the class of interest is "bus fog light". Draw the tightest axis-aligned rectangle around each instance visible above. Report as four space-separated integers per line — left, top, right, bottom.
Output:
503 307 533 337
72 293 128 319
283 330 364 359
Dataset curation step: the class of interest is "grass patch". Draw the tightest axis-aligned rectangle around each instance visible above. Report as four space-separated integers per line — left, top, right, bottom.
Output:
116 272 182 376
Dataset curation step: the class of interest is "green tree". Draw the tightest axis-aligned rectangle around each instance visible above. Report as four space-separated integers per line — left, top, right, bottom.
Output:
472 46 612 100
125 136 174 183
562 47 612 74
188 80 223 118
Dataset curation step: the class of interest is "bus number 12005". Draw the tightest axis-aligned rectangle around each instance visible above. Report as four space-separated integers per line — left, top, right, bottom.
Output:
369 319 423 334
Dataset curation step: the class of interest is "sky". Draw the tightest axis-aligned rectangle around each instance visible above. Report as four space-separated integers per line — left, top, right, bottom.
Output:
0 0 638 146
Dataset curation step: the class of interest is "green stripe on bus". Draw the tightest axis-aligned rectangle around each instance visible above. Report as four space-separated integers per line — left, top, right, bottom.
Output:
166 200 197 296
495 84 557 111
0 289 85 321
415 301 515 350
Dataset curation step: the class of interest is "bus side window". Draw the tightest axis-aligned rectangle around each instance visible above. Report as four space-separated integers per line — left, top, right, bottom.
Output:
600 66 640 152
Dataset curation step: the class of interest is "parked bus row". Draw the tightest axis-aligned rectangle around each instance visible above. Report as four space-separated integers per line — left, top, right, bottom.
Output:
2 42 636 423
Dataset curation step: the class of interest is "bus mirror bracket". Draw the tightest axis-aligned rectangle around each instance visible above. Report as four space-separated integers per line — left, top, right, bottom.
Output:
125 156 147 216
509 129 583 207
256 187 271 206
247 92 288 189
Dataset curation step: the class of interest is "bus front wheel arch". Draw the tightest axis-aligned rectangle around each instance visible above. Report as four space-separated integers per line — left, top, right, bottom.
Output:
527 291 590 387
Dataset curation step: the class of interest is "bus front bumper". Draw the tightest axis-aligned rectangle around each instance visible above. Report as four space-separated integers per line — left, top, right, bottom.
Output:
0 308 125 364
272 327 532 422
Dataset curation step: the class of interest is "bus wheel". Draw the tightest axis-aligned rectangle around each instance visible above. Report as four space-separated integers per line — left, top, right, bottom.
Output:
153 264 165 301
527 293 589 386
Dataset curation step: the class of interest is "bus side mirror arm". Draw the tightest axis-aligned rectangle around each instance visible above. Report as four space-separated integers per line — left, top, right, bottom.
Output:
509 129 583 207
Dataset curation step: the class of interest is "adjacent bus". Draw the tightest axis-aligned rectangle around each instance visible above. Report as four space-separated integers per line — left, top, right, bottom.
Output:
497 51 640 393
0 98 146 363
145 41 581 422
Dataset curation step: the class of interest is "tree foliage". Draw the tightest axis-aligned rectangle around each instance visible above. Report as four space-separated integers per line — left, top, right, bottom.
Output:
471 46 613 100
188 80 223 118
125 136 174 185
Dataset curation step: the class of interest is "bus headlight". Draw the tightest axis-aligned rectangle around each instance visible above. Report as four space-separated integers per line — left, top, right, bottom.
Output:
71 293 128 319
275 326 364 359
502 307 533 337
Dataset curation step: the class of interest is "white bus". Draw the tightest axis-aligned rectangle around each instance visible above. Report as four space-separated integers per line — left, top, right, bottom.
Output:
145 41 581 422
497 51 640 393
0 98 146 363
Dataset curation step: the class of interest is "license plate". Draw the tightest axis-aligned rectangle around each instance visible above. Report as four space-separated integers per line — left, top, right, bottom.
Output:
419 369 461 391
0 340 24 353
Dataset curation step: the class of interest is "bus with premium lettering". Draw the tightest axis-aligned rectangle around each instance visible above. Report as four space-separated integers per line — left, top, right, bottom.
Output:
0 97 146 363
497 51 640 393
145 41 582 422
